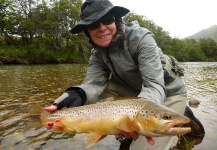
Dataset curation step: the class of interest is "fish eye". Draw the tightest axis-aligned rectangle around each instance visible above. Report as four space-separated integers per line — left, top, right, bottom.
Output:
162 113 172 120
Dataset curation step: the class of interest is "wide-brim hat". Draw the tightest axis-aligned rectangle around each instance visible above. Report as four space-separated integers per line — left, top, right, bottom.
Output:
71 0 129 34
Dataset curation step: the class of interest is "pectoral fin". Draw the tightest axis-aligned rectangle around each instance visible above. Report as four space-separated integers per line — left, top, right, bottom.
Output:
117 115 138 132
86 132 106 148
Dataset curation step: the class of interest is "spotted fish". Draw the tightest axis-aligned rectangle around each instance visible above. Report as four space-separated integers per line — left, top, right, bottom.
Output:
29 97 191 148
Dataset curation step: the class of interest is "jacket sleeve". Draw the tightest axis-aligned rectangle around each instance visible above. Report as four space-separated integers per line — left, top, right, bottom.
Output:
129 27 166 104
77 50 110 104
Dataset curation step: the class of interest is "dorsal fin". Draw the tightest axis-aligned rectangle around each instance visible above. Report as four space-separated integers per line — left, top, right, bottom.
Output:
99 97 140 102
98 97 116 102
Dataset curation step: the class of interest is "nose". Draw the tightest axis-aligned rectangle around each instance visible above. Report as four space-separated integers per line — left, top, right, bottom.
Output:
98 22 107 30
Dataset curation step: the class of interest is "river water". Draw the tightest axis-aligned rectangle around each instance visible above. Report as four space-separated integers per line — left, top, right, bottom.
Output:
0 62 217 150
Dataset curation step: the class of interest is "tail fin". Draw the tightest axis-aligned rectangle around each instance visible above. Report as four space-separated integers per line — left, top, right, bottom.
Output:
26 104 45 128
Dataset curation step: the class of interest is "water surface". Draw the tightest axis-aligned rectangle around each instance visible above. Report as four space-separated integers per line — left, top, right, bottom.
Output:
0 62 217 150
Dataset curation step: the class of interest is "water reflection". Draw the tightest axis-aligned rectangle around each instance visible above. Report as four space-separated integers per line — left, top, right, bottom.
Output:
0 62 217 150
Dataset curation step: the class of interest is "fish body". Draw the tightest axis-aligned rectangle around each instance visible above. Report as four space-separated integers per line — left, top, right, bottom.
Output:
30 97 191 147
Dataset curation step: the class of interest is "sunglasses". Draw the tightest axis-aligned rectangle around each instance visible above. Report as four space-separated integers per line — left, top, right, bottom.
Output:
87 15 115 30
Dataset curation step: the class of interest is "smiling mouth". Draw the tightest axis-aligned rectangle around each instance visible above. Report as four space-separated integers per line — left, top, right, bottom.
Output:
99 33 111 39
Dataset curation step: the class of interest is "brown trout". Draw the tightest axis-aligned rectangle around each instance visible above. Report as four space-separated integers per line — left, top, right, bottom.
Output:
30 97 191 148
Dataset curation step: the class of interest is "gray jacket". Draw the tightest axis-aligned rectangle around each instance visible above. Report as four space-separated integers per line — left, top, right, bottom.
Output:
78 21 186 104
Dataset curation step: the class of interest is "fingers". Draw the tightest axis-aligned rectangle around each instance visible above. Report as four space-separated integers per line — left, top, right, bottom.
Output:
44 105 58 112
115 131 139 141
44 106 57 130
46 122 53 129
123 131 139 140
145 136 155 145
46 119 60 129
115 132 155 145
115 134 121 139
124 132 154 145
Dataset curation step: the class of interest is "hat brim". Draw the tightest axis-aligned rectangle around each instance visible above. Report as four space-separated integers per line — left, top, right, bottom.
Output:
71 6 129 34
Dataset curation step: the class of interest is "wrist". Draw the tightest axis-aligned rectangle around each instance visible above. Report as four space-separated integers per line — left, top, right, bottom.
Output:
53 87 86 109
66 87 87 105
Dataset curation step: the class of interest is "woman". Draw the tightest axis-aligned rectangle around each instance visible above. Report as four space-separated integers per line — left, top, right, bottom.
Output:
45 0 204 149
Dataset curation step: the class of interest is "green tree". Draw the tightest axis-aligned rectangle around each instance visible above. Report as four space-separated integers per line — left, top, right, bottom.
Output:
38 0 83 51
13 0 39 45
31 1 50 48
199 38 217 60
184 39 206 61
0 0 18 45
1 1 216 63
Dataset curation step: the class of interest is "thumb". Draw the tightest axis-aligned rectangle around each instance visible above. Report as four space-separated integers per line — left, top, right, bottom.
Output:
145 136 155 145
44 105 58 112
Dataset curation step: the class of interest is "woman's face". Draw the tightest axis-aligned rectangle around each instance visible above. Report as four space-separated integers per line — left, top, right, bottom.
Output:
88 16 117 48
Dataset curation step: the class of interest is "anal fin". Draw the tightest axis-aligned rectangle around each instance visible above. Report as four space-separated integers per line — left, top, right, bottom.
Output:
86 132 106 148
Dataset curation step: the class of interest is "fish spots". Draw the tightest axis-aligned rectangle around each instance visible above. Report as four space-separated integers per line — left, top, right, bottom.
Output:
132 111 138 118
139 110 146 117
139 109 156 118
45 99 157 126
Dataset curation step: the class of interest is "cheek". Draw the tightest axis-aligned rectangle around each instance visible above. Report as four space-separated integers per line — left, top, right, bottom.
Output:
110 23 117 35
88 30 96 39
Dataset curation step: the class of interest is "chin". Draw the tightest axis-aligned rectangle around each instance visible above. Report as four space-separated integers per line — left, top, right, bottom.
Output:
101 43 110 47
96 41 110 47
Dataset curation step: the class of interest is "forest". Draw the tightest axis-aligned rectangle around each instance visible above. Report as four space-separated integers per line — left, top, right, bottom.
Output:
1 0 217 64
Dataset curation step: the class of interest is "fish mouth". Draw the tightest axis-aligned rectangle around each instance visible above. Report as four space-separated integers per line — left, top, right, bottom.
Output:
168 124 191 135
165 119 192 135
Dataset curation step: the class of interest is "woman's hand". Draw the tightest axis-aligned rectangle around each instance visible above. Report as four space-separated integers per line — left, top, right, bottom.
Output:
123 131 139 140
44 105 58 129
44 105 57 112
115 131 155 145
44 88 86 129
